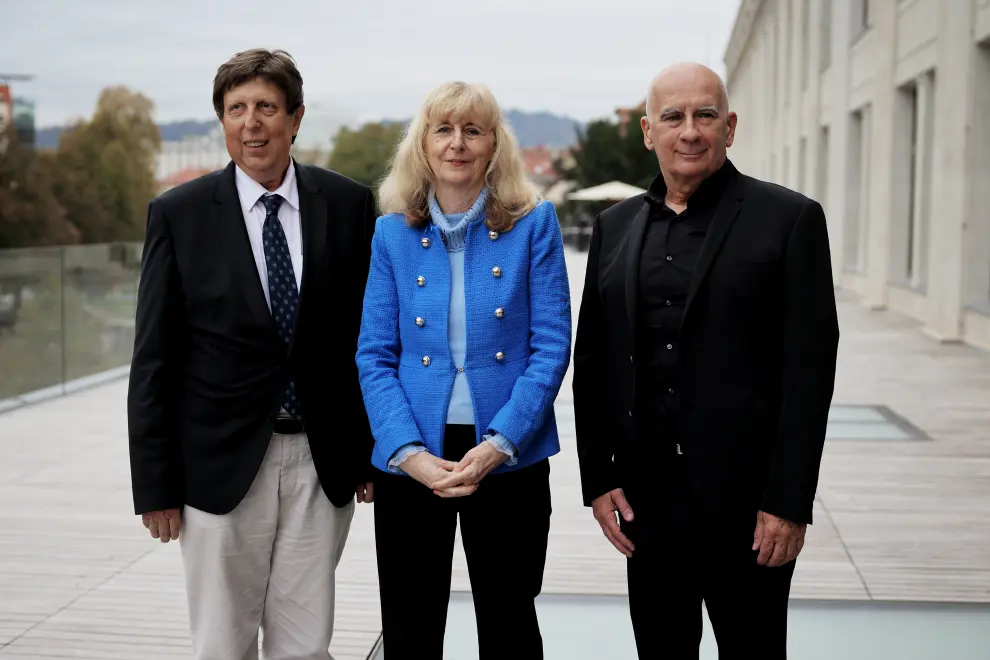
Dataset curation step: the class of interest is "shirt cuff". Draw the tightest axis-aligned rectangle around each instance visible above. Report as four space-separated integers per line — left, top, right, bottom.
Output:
388 443 427 474
484 433 518 467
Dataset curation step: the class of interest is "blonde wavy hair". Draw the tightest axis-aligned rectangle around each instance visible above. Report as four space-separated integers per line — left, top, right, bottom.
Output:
377 81 540 233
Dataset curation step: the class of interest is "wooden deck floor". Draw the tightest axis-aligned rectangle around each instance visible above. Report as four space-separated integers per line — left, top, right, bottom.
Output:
1 248 988 658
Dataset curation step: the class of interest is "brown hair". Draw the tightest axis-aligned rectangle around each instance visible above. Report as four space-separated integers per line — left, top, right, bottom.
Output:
212 48 304 121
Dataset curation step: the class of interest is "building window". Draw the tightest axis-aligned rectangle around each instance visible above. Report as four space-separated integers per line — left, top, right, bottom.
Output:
904 72 934 290
891 73 936 290
819 0 833 72
783 146 790 188
845 107 871 274
771 17 779 117
852 0 871 41
964 42 990 308
781 0 791 104
799 136 808 195
818 126 830 212
801 0 812 91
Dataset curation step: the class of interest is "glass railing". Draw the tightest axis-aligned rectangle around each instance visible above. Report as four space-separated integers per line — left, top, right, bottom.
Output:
0 242 142 406
370 593 990 659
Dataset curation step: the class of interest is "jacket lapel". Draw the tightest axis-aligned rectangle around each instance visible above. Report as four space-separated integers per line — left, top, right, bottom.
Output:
681 164 744 327
291 163 327 353
213 162 279 336
624 200 652 344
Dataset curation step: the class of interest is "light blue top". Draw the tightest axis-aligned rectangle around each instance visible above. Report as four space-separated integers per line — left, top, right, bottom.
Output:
356 193 571 476
387 188 517 472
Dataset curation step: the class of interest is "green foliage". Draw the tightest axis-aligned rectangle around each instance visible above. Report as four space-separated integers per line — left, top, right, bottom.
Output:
0 127 78 248
326 122 405 188
560 117 657 191
0 85 161 248
51 87 161 243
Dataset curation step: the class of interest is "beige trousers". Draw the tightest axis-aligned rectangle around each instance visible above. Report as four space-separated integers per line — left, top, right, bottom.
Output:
180 433 354 660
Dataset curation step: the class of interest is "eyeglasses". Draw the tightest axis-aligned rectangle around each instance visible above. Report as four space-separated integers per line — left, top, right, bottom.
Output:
429 123 492 142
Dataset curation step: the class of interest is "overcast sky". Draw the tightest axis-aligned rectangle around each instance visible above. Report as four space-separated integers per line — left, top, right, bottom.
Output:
2 0 742 129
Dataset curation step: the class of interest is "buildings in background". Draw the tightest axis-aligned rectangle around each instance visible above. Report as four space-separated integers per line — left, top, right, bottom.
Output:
724 0 990 350
615 100 646 137
522 145 572 189
0 84 11 137
153 102 352 188
0 77 37 149
155 134 574 196
155 127 229 184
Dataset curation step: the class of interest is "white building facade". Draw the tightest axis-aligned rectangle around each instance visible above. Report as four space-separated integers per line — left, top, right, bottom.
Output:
155 128 230 182
724 0 990 350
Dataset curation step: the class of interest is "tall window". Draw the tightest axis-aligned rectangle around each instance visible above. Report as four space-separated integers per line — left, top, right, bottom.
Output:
845 108 871 273
964 42 990 308
819 0 832 72
801 0 812 91
781 0 791 104
818 126 830 211
904 72 935 289
771 15 779 117
852 0 871 41
783 146 790 188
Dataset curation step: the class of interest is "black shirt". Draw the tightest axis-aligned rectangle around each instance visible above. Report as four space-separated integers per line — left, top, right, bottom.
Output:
635 163 730 447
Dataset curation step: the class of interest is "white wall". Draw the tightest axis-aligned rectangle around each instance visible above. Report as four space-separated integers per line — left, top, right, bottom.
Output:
724 0 990 350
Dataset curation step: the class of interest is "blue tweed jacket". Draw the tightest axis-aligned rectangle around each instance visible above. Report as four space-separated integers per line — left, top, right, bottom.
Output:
356 200 572 474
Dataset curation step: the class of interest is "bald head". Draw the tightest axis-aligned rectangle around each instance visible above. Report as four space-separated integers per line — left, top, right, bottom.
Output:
644 62 729 120
639 61 737 197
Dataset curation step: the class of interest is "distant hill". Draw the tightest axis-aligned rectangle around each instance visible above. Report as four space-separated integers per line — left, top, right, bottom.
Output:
35 110 582 150
157 119 215 141
505 110 581 149
36 118 216 149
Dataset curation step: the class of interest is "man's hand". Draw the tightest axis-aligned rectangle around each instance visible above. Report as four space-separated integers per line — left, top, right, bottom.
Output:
430 441 508 498
400 451 468 495
753 511 806 567
591 489 635 558
141 508 181 543
356 482 375 503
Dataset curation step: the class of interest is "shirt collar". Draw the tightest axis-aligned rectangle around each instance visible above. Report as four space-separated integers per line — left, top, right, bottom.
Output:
645 158 731 212
234 158 300 219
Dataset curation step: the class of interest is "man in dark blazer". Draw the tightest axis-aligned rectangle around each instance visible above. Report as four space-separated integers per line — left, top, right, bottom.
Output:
127 48 376 659
573 62 839 659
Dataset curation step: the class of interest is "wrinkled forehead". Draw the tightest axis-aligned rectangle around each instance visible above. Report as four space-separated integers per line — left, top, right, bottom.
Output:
654 87 722 109
649 74 725 115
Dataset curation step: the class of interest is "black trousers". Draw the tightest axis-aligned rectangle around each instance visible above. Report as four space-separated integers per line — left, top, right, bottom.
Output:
621 461 796 660
374 425 552 660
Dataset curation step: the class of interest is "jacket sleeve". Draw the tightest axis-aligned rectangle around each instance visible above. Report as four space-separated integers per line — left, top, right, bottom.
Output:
127 198 184 515
486 202 572 455
572 212 620 506
355 217 426 466
760 200 840 525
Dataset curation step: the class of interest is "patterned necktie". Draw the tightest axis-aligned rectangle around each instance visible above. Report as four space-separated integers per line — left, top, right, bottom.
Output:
261 194 303 422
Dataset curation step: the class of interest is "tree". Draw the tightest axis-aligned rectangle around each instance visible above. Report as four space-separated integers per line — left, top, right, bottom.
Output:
326 121 405 188
51 86 161 243
0 126 78 248
559 116 657 191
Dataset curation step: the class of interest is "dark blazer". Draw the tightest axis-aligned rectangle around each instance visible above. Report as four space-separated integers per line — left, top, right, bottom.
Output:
127 161 377 516
573 160 839 525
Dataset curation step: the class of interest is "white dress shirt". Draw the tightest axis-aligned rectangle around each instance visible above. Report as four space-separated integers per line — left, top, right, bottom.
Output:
234 160 304 310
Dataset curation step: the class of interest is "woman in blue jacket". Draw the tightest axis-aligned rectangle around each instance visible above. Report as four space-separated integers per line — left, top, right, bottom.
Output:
355 81 571 659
